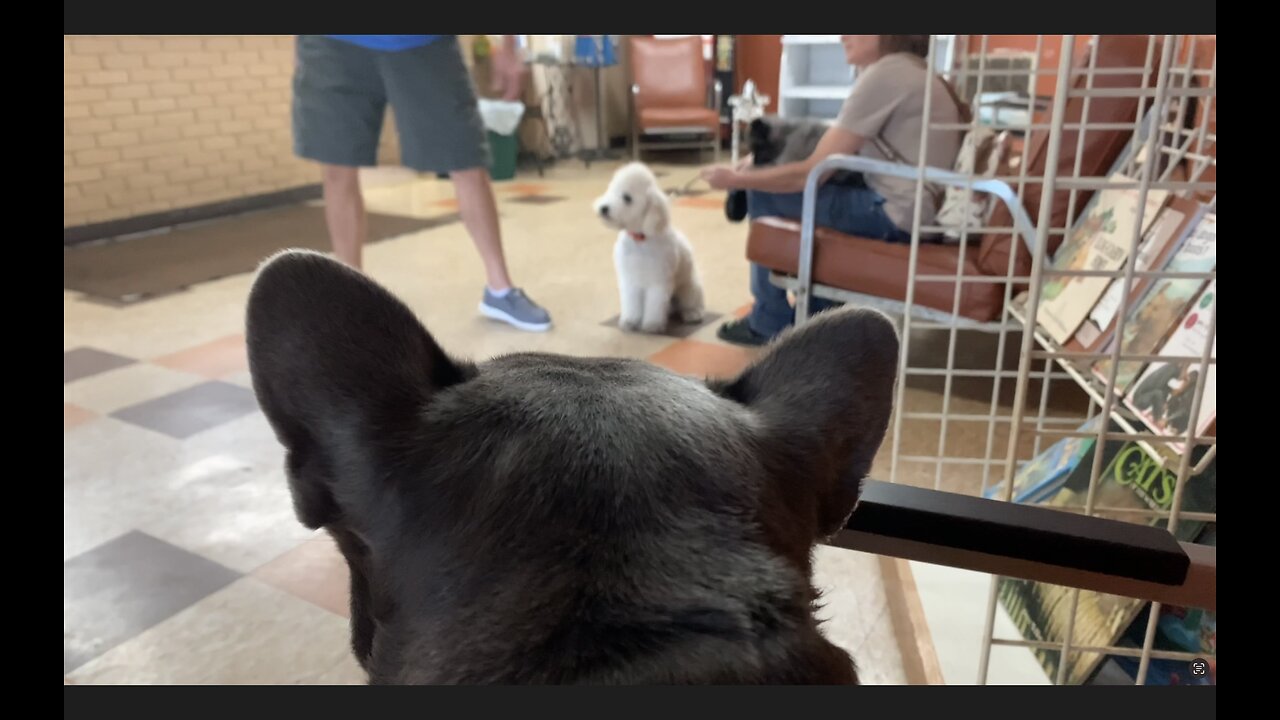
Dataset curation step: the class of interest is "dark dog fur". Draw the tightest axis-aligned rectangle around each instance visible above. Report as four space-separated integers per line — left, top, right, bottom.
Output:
725 116 864 223
245 250 899 684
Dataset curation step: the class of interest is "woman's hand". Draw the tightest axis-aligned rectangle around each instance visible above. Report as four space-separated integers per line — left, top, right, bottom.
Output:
700 165 740 190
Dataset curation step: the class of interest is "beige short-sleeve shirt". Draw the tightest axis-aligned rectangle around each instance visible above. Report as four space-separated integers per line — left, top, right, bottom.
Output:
835 52 963 230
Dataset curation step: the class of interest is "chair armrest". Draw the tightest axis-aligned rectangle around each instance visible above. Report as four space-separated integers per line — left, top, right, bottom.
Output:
792 155 1038 324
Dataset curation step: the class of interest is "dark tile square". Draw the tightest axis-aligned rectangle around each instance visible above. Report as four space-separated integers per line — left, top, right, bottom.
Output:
63 531 241 673
64 347 136 384
109 381 260 439
506 195 567 205
600 310 724 339
65 206 459 305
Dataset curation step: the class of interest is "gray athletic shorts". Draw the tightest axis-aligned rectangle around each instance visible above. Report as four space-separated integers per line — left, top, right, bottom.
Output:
292 35 491 173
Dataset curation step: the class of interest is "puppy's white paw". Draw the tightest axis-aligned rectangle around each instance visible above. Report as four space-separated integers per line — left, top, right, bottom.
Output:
680 308 704 324
640 317 668 334
619 316 641 332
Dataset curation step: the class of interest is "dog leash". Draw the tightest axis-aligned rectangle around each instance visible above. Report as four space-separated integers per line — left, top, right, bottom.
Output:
661 79 768 200
665 174 707 197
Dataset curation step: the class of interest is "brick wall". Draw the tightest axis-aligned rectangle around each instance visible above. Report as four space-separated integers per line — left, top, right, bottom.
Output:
63 34 641 231
63 35 401 229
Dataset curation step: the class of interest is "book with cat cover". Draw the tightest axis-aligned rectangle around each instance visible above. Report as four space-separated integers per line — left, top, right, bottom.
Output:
1124 280 1216 454
1069 196 1205 352
1092 212 1216 394
1036 174 1169 345
997 442 1216 684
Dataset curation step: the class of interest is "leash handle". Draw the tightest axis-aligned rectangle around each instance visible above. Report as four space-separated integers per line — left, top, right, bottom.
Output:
667 174 706 197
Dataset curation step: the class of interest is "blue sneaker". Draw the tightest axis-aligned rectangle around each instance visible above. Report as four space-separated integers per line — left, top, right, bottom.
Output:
479 287 553 332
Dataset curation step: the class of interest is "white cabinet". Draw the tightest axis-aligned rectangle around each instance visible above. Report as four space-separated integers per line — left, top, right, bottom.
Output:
777 35 959 120
777 35 854 120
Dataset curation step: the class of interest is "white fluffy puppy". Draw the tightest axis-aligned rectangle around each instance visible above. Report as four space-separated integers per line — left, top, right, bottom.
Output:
592 162 705 334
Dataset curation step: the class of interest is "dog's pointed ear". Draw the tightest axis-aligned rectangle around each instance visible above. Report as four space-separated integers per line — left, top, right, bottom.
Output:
245 250 474 532
713 308 899 538
641 184 672 237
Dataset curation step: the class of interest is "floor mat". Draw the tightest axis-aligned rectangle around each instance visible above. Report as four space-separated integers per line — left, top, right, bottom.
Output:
64 205 459 304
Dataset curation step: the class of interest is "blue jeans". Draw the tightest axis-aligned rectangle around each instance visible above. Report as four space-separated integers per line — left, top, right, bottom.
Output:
746 185 911 338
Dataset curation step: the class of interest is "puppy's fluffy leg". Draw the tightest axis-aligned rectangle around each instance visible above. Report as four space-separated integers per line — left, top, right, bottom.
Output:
619 283 644 332
640 284 673 333
675 269 706 325
675 280 705 324
674 245 704 324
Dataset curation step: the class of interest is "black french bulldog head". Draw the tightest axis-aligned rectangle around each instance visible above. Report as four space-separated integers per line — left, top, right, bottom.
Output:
246 250 899 684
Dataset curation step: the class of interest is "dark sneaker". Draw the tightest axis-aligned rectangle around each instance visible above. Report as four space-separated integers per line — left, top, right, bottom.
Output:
716 317 770 347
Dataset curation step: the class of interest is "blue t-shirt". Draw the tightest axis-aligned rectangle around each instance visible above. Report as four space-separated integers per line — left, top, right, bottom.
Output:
326 35 444 52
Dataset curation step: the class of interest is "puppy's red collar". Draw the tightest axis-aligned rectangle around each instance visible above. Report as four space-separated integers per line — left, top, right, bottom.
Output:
628 231 646 242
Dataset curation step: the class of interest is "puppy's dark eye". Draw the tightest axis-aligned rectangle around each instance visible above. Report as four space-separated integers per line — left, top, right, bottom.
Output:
622 193 632 205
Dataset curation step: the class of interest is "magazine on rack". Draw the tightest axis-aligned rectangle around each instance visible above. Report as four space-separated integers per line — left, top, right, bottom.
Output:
1068 196 1206 352
982 417 1109 504
1035 173 1169 345
1088 523 1216 686
1092 212 1216 394
1124 280 1216 454
997 442 1216 684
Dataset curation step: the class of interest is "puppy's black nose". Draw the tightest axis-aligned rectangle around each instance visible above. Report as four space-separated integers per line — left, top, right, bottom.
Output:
599 205 610 217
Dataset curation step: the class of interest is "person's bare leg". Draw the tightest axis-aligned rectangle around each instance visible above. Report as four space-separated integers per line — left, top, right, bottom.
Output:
322 164 366 270
449 166 512 291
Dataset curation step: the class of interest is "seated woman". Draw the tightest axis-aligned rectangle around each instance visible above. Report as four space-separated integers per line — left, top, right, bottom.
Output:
702 35 964 346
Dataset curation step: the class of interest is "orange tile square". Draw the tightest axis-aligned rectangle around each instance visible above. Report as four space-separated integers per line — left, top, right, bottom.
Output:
152 334 247 379
432 198 460 209
648 339 758 380
253 533 350 617
732 303 752 319
64 403 97 431
497 182 550 195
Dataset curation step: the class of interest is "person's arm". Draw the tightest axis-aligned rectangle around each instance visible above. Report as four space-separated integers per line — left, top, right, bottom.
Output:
701 125 866 193
703 59 910 194
491 35 526 101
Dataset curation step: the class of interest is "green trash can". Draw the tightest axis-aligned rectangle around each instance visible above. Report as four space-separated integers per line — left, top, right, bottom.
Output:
488 130 518 182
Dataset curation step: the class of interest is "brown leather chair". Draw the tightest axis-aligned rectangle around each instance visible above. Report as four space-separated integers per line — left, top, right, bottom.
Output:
746 35 1157 323
629 36 722 162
